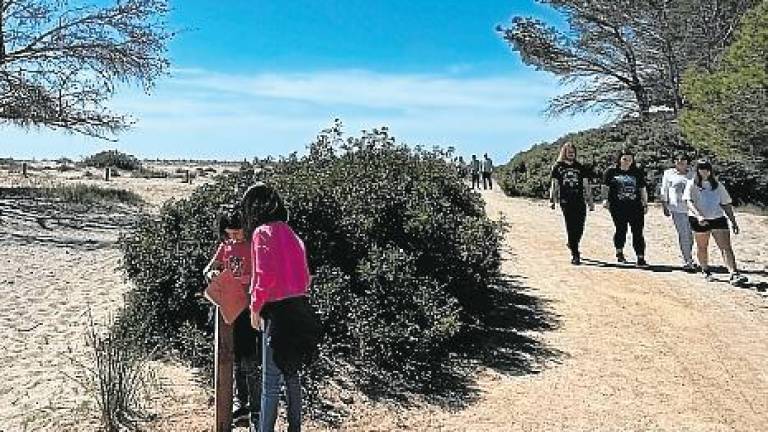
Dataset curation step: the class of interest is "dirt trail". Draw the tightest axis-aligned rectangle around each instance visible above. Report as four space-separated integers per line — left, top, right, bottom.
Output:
333 188 768 432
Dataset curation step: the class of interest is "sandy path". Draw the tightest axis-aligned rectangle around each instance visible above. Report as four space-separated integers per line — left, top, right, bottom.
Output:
328 188 768 432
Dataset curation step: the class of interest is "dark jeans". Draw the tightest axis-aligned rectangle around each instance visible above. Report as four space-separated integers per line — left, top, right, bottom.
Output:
561 200 586 255
471 173 480 189
482 172 493 189
609 203 646 256
233 309 261 423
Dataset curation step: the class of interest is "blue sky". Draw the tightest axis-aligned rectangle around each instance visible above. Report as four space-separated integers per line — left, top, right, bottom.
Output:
2 0 608 162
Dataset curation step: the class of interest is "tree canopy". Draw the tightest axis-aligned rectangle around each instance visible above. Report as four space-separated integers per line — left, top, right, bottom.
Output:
681 0 768 156
0 0 173 139
497 0 758 118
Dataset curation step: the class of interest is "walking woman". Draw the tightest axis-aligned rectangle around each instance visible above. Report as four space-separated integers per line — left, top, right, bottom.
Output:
683 160 748 285
602 149 649 266
241 183 320 432
660 153 696 271
550 142 594 265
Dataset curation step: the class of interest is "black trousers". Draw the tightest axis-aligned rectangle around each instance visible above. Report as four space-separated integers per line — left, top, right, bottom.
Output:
233 309 262 415
609 204 646 256
471 173 480 189
561 200 586 255
482 172 493 189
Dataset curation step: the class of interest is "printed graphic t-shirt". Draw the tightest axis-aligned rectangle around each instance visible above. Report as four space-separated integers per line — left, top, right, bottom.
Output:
214 240 252 288
551 161 589 204
661 168 694 214
603 166 647 206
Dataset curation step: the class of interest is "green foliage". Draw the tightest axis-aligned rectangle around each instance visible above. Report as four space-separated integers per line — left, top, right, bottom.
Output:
497 115 768 206
83 150 142 171
681 0 768 156
116 127 504 395
17 183 143 206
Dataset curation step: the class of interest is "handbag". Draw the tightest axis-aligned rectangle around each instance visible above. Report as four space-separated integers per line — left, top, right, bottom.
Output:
204 269 249 325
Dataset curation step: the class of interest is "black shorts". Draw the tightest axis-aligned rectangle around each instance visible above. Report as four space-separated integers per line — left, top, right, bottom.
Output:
689 216 729 232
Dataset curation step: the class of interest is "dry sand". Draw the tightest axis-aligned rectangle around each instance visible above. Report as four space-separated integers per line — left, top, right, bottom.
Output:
2 171 767 432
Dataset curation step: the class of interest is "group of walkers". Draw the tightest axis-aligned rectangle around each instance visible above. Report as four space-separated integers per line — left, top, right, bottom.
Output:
203 183 319 432
550 141 748 286
457 153 494 190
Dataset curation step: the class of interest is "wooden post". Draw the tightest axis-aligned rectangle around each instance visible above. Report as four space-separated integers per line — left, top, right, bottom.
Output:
185 170 191 184
214 309 234 432
22 162 28 178
104 167 111 181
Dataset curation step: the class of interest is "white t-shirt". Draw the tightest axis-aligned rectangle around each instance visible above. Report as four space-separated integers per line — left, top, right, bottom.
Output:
683 180 732 220
660 168 694 213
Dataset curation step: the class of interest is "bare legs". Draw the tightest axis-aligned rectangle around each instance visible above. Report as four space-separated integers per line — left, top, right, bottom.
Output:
694 229 738 275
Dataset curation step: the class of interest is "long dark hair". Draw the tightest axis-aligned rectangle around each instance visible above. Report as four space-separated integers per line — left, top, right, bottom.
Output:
215 205 243 242
615 148 637 170
240 182 288 239
694 159 719 190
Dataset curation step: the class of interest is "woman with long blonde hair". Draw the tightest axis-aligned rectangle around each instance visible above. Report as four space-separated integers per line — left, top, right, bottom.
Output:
550 141 594 265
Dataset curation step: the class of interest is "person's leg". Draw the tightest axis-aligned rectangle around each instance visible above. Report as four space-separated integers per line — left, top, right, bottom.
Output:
284 370 302 432
628 209 646 260
232 311 250 419
260 321 282 432
488 174 493 189
711 229 738 273
483 173 489 189
694 231 711 275
671 212 694 266
609 207 628 256
562 202 586 257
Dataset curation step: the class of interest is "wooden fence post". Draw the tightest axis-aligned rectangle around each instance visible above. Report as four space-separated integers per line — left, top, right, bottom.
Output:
22 162 28 178
214 309 234 432
105 167 111 181
185 170 191 184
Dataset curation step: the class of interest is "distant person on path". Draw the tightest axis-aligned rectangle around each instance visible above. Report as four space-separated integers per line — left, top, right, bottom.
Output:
470 155 481 189
602 149 649 266
660 154 696 271
482 153 494 190
683 160 748 285
203 206 261 428
241 183 320 432
550 142 594 265
457 156 468 180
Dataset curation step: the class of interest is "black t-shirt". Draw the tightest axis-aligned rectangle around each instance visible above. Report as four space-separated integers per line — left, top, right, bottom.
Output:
603 166 647 205
551 161 588 204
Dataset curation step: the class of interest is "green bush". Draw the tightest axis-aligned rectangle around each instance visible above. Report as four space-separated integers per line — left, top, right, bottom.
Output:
497 115 768 207
83 150 142 171
116 127 504 396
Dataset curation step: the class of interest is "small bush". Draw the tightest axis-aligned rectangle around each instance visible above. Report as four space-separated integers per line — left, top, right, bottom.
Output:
68 313 157 432
84 150 142 171
15 183 144 206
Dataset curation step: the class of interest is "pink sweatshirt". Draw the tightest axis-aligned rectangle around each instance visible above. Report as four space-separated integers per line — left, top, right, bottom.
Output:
249 221 311 314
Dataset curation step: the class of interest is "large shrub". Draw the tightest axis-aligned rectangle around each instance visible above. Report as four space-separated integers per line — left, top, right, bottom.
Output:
497 114 768 207
117 127 503 395
83 150 142 171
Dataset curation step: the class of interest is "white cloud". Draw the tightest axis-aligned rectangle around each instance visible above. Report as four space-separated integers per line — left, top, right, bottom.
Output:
1 68 611 161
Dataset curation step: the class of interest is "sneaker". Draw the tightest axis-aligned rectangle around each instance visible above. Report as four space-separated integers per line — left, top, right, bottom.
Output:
616 251 626 264
571 253 581 265
729 273 748 286
637 257 648 267
703 271 714 282
232 405 249 424
682 262 697 273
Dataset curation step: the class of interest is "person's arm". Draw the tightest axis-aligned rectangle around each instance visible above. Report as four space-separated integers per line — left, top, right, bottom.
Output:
583 178 594 211
249 228 276 329
601 169 611 209
683 181 706 223
203 244 224 283
719 186 739 234
549 178 559 209
660 171 671 216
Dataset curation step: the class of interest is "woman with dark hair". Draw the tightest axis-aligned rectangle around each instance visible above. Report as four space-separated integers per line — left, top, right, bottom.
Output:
602 149 649 266
241 182 319 432
683 160 748 285
549 141 594 265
